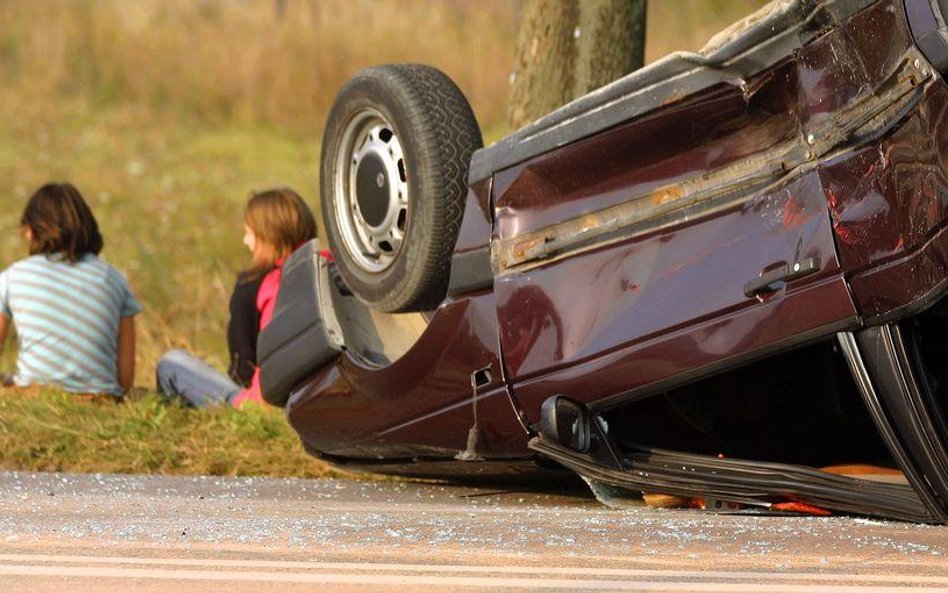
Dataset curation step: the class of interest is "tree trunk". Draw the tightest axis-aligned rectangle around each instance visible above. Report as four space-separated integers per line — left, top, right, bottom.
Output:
507 1 580 131
507 0 646 130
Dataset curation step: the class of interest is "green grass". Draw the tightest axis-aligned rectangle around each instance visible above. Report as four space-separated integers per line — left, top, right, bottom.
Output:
0 389 347 478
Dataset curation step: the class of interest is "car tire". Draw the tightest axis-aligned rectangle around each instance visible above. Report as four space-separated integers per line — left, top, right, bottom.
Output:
320 64 483 313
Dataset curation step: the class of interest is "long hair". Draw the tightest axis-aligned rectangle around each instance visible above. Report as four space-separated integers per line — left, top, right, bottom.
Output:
242 187 316 280
21 183 104 263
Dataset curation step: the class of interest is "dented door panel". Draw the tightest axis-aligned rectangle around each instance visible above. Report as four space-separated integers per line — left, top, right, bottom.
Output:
495 170 857 419
491 68 802 248
823 81 948 319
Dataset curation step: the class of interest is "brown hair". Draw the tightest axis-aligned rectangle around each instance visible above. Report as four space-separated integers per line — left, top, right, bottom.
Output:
21 183 104 263
243 187 316 279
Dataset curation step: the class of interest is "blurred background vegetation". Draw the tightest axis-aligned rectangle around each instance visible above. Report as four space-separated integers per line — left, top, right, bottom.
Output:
0 0 766 388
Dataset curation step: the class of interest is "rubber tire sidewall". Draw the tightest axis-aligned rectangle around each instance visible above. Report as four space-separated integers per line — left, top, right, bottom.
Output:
320 65 479 313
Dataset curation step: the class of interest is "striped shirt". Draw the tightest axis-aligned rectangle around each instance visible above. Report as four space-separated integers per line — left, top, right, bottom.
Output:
0 254 142 395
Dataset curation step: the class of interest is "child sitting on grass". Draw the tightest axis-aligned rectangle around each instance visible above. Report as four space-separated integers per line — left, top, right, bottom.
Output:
0 183 141 396
157 187 316 408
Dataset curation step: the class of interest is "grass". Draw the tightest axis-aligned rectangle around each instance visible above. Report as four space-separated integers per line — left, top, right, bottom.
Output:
0 0 767 478
0 388 348 477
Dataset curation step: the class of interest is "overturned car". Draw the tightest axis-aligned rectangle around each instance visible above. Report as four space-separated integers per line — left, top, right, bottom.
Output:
259 0 948 522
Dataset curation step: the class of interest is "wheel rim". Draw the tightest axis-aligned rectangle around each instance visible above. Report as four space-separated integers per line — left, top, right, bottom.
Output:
333 108 409 274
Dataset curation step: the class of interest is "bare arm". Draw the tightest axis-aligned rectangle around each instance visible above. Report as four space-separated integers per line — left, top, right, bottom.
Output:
117 316 136 393
0 315 9 384
0 314 8 358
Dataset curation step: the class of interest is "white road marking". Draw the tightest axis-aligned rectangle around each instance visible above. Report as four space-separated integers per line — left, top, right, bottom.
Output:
0 554 944 590
0 564 947 592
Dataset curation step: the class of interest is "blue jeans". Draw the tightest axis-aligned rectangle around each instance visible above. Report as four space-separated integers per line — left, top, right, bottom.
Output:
156 349 241 408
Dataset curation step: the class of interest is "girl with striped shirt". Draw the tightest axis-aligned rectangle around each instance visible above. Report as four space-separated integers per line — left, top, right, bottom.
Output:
0 183 141 396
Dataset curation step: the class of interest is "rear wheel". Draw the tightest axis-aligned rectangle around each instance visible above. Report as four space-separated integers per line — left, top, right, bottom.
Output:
320 64 483 312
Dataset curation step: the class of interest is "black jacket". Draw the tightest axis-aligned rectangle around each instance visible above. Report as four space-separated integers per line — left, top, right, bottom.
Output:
226 276 262 386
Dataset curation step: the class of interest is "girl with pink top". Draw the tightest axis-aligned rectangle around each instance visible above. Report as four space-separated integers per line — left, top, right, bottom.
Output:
157 188 316 407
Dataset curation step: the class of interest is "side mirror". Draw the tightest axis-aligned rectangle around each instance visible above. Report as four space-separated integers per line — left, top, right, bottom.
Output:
540 395 591 452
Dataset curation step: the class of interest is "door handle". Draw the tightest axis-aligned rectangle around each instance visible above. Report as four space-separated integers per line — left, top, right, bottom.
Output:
743 256 821 298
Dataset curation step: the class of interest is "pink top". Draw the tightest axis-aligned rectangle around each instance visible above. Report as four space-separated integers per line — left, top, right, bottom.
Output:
229 261 283 407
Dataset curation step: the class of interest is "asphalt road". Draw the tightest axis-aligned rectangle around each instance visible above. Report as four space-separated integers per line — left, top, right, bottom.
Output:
0 471 946 592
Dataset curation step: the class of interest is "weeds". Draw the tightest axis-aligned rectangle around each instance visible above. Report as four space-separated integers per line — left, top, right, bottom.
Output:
0 388 344 477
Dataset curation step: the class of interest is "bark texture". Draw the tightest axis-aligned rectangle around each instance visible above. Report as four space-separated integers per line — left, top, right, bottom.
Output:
507 0 646 130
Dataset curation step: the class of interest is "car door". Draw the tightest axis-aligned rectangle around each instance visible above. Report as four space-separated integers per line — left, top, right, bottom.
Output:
491 58 861 422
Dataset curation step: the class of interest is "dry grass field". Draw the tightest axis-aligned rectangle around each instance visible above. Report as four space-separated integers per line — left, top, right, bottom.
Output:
0 0 765 476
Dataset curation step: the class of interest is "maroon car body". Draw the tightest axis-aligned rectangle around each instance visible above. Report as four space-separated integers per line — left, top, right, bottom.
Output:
261 0 948 522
